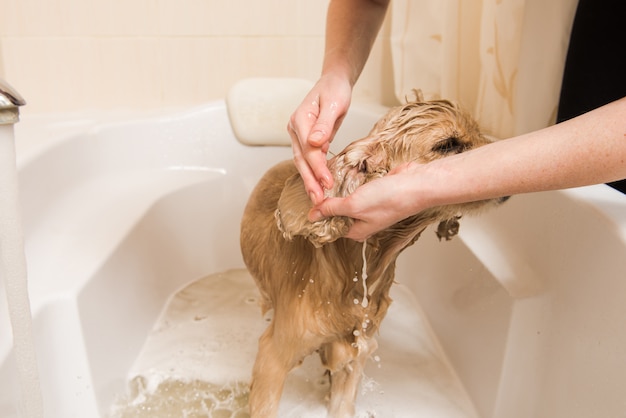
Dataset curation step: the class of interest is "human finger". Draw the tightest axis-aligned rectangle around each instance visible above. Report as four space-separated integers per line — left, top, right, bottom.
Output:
308 197 376 242
288 121 327 204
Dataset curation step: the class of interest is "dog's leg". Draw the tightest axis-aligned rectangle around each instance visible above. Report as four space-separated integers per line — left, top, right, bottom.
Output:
320 337 378 418
249 324 292 418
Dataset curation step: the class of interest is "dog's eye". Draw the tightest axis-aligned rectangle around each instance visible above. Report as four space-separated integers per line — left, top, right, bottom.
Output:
432 137 464 154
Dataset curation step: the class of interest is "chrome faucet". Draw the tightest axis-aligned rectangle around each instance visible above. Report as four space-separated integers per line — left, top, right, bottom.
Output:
0 78 26 124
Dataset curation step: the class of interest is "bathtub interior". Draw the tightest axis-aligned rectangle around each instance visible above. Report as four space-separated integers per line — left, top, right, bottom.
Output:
399 187 626 418
0 100 625 417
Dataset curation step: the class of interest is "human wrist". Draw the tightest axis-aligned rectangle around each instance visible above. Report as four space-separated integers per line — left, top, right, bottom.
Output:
400 160 450 214
320 58 358 88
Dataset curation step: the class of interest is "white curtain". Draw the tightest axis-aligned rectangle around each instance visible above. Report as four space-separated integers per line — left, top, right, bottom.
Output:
390 0 579 138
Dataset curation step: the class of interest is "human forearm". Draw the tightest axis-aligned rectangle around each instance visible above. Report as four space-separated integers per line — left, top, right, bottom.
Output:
421 96 626 208
288 0 390 204
322 0 390 86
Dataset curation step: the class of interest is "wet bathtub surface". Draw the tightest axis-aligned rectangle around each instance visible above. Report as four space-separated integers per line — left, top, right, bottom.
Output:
109 269 478 418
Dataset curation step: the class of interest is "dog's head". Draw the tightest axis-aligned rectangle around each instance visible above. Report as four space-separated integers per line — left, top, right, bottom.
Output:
277 91 507 247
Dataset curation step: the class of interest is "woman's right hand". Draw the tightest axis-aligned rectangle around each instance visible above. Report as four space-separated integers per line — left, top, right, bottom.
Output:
288 73 353 205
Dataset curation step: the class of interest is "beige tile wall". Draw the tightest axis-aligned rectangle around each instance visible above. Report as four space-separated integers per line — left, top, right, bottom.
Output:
0 0 395 115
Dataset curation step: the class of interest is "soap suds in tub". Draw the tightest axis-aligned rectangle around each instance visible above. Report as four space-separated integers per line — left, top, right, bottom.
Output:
108 269 478 417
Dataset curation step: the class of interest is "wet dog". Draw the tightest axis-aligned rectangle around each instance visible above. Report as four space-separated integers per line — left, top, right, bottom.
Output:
240 92 507 417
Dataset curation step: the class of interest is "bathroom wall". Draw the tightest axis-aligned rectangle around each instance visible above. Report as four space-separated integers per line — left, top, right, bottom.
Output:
0 0 396 115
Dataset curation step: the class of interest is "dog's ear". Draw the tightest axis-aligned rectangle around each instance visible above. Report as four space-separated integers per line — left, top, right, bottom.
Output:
275 173 352 248
275 173 312 240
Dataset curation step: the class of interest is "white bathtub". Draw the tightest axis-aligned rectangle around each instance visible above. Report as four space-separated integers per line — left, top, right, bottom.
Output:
1 100 625 418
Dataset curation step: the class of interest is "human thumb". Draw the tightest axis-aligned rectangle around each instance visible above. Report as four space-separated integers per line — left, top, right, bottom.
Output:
307 104 340 147
308 197 346 222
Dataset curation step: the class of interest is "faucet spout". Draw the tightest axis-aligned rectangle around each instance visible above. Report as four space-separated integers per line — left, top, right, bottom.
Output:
0 78 26 125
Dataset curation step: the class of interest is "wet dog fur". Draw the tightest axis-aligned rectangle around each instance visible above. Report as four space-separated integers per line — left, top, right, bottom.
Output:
240 92 507 417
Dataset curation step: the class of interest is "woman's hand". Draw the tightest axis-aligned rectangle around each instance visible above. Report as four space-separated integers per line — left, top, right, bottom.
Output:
307 95 626 242
308 162 429 241
288 73 353 205
287 0 390 204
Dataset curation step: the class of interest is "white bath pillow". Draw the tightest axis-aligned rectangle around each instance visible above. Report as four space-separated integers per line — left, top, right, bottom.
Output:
226 77 314 146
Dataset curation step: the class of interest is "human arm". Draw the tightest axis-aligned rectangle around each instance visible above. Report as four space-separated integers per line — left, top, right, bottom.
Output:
288 0 390 205
310 96 626 241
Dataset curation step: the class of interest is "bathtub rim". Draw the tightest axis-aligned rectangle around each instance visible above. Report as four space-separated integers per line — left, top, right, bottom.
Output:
14 99 626 231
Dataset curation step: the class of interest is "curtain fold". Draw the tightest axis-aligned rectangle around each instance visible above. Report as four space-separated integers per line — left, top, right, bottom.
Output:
390 0 578 138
